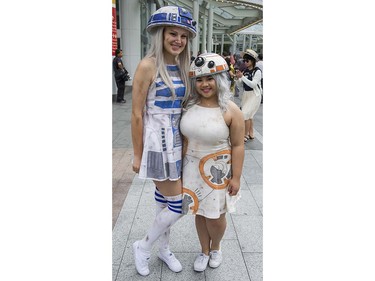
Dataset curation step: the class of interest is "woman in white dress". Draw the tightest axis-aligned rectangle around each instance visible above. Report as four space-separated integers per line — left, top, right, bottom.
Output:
180 53 245 271
131 6 196 276
235 49 262 142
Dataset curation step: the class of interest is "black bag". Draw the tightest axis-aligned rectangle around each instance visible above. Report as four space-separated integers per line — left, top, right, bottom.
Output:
115 68 130 81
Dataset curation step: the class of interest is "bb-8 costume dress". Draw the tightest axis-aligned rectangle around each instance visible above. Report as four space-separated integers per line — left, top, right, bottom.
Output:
180 105 232 219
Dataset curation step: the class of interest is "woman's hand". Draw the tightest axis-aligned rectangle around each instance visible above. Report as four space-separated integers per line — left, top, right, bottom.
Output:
132 156 141 174
235 69 243 79
228 177 240 196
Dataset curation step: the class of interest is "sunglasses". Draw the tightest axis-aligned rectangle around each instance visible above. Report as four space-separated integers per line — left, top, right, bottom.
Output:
244 59 250 63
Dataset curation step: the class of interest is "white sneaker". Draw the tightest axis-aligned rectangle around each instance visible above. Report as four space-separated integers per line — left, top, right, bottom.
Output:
193 253 210 272
158 250 182 272
209 250 223 268
132 241 151 276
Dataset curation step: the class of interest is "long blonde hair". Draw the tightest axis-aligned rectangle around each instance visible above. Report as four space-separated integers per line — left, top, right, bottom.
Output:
145 27 191 101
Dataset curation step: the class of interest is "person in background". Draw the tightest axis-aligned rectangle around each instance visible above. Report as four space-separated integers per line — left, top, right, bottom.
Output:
235 49 262 142
130 6 196 276
225 57 235 94
233 53 246 98
113 48 128 103
180 53 244 272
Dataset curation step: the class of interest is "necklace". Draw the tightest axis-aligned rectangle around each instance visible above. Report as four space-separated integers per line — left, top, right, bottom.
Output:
199 102 219 108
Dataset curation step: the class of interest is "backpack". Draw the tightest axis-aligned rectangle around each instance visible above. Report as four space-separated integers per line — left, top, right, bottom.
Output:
251 67 262 90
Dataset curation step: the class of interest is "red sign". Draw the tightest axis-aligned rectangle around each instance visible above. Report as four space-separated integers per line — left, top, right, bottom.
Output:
112 2 117 56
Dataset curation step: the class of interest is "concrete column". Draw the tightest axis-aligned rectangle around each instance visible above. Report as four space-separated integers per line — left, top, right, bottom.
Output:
120 0 141 85
233 34 237 55
242 34 246 51
201 15 207 53
207 2 214 52
148 3 156 51
249 35 253 50
221 34 224 55
192 0 199 56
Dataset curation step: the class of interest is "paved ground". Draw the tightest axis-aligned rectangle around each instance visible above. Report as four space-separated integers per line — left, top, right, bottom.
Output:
112 88 263 280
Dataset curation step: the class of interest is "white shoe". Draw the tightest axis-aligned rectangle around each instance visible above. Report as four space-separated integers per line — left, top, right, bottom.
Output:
193 253 210 272
209 250 223 268
158 250 182 272
132 241 151 276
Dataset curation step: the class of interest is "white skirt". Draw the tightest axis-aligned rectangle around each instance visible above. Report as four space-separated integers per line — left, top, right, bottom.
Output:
241 90 261 120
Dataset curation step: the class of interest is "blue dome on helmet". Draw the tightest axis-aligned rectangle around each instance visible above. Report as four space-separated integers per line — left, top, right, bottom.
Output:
147 6 197 38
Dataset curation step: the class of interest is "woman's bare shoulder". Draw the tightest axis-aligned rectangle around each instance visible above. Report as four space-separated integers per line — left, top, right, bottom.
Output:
227 100 241 113
137 57 156 71
135 57 157 81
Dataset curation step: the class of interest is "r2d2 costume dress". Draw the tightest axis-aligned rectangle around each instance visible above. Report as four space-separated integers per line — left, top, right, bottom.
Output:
138 65 186 181
180 53 239 219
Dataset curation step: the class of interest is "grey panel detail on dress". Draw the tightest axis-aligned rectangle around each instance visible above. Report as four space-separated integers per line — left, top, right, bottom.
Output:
210 166 226 184
161 128 166 151
146 151 165 179
166 161 179 179
171 114 182 148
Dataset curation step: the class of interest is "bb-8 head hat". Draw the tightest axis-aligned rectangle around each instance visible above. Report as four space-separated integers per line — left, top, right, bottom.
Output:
147 6 197 38
189 53 229 78
242 49 258 60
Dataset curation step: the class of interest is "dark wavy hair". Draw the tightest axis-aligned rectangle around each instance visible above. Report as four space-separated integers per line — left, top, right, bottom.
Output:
243 54 256 67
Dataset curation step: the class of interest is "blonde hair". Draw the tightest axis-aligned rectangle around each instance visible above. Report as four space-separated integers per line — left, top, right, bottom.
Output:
185 72 232 113
145 27 191 102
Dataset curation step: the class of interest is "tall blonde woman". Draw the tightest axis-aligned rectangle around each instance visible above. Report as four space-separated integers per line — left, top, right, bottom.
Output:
235 49 262 142
131 6 196 276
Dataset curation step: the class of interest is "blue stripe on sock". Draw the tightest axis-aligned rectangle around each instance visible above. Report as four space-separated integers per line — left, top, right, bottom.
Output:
167 198 182 214
167 199 182 204
168 202 182 208
168 205 182 214
155 197 168 204
154 191 165 199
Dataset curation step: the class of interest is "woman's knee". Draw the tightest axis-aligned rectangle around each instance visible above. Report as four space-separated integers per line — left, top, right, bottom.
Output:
153 180 182 196
207 215 226 229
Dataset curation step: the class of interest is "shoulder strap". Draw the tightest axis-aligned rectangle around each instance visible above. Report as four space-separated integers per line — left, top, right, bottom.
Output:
252 66 261 75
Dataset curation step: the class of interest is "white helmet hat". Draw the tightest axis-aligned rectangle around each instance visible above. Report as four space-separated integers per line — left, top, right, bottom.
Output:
242 49 258 60
189 53 229 78
146 6 197 38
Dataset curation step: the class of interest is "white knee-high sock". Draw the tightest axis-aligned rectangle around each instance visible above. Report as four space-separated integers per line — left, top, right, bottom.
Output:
154 187 170 252
139 193 183 251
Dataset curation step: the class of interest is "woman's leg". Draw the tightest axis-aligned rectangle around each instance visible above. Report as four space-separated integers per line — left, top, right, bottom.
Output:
195 215 211 255
193 215 211 271
206 214 227 251
206 214 227 268
249 119 254 138
244 119 251 141
154 187 170 252
139 179 182 250
133 180 183 275
194 214 227 271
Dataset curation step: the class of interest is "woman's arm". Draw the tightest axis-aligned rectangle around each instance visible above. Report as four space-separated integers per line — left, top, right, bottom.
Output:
131 58 156 173
225 101 245 196
239 69 262 89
